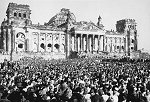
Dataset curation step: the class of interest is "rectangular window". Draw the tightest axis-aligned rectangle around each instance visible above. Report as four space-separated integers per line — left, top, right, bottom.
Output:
19 13 21 17
14 12 17 17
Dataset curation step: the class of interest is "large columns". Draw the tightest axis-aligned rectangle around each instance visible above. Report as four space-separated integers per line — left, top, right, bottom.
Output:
127 30 130 56
81 34 87 52
88 35 93 53
98 35 100 52
87 34 104 53
37 33 39 52
88 35 92 52
70 33 78 52
7 28 11 53
86 34 88 52
75 33 92 53
10 27 15 61
124 37 126 54
7 26 15 55
77 34 80 52
74 34 77 52
134 31 138 51
83 34 86 52
94 35 99 53
25 39 29 52
72 34 80 52
93 35 95 53
111 38 115 52
80 34 83 52
3 29 7 52
72 33 104 54
76 34 78 52
114 37 117 52
119 38 121 53
71 34 75 51
92 35 94 53
110 37 112 53
59 33 61 52
99 35 104 51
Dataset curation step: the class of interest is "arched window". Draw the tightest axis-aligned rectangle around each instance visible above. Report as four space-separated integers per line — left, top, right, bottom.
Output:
16 32 25 39
14 12 17 17
54 44 60 49
18 44 23 48
19 13 22 17
40 43 45 49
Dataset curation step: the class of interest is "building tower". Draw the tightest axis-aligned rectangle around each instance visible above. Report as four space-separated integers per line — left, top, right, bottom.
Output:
116 19 137 56
1 3 31 55
6 3 31 26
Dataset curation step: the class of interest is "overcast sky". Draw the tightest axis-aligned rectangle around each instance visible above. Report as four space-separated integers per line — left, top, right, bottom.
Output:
0 0 150 53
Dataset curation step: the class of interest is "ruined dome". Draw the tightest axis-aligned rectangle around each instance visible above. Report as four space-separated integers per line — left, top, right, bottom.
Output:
46 8 76 27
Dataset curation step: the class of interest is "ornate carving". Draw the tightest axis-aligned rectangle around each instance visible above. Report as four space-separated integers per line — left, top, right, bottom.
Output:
75 21 100 31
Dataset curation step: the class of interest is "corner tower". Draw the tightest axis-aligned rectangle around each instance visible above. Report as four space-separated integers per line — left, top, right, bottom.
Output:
6 3 31 26
1 3 31 55
116 19 137 56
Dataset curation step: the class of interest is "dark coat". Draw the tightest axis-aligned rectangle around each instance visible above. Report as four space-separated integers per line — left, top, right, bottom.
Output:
70 92 85 102
91 94 104 102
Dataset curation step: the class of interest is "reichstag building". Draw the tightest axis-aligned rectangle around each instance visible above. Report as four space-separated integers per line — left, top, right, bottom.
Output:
0 3 138 60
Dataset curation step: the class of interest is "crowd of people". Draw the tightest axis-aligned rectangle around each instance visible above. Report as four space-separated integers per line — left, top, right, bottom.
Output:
0 56 150 102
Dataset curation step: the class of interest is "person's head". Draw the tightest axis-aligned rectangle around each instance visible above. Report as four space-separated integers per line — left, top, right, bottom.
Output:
79 82 85 88
146 89 150 95
0 85 4 94
60 81 68 90
76 87 82 93
112 87 118 94
17 82 24 90
98 88 104 96
83 87 88 95
93 88 98 93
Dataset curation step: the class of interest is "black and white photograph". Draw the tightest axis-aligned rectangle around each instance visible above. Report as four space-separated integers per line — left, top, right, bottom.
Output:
0 0 150 102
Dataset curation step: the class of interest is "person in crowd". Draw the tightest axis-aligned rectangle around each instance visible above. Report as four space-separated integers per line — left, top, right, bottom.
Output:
70 87 85 102
83 87 91 102
90 88 104 102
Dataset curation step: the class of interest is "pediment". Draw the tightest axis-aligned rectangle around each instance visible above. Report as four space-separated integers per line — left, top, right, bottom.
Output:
74 21 101 31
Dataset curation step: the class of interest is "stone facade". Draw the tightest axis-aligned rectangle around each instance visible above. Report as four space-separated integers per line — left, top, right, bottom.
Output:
0 3 138 60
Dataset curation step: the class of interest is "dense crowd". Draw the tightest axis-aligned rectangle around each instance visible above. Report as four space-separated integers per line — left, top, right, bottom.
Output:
0 56 150 102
